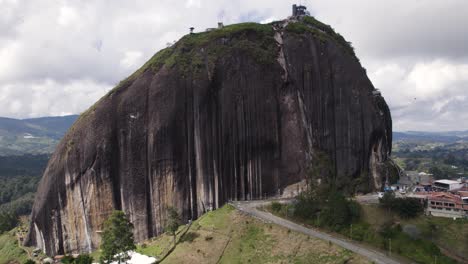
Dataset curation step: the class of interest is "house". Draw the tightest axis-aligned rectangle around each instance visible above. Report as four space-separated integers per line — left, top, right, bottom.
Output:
405 171 433 185
433 179 464 191
412 184 431 193
397 173 413 188
427 192 468 219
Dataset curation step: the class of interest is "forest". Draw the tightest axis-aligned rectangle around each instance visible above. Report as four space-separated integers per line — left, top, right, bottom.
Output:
0 154 48 233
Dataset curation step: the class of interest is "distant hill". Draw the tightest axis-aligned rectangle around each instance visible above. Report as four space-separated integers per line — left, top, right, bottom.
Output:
0 115 78 156
392 130 468 179
393 130 468 143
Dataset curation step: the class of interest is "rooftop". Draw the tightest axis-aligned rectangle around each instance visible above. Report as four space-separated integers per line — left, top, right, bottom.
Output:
435 179 461 185
427 192 468 208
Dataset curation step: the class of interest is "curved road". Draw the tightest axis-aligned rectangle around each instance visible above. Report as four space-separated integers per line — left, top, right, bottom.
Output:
231 200 405 264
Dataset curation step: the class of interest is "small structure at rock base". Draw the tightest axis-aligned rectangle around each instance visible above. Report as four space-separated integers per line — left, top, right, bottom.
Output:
189 27 195 34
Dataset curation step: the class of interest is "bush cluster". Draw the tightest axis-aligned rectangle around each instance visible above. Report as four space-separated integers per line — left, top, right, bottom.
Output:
279 186 361 232
379 192 424 218
61 254 93 264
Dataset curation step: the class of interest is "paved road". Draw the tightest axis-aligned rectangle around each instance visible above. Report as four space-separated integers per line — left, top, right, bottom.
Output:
355 194 381 204
231 200 405 264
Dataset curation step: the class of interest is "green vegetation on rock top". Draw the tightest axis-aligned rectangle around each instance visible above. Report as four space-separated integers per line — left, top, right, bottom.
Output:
109 22 274 90
286 16 357 60
76 22 276 124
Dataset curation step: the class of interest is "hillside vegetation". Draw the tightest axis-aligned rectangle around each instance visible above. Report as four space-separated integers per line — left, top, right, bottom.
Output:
392 131 468 179
268 200 462 264
0 115 77 156
0 155 48 233
360 204 468 263
124 205 370 264
0 229 29 264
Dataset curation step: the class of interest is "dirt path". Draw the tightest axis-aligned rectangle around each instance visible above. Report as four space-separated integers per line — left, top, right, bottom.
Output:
231 200 407 264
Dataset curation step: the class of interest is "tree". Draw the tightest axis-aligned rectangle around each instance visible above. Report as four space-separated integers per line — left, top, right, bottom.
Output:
0 210 18 233
100 211 136 264
320 191 360 231
394 198 424 218
379 192 396 210
444 154 457 165
165 207 181 246
379 192 423 218
429 166 445 180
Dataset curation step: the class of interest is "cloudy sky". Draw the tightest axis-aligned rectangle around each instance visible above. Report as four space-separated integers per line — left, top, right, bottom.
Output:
1 0 467 131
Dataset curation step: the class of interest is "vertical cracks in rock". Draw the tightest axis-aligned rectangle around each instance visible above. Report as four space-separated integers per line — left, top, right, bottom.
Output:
145 82 154 238
273 21 290 85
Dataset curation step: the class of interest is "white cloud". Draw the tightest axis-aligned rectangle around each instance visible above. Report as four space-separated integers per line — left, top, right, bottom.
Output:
185 0 202 8
0 79 111 118
57 5 79 27
120 51 144 69
260 17 277 24
370 59 468 131
407 61 468 99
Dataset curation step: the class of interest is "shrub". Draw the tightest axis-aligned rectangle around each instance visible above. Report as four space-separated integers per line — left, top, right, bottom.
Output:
378 221 401 239
293 193 319 219
270 201 282 213
75 254 93 264
395 198 424 218
61 255 74 264
348 222 371 242
379 192 423 218
292 187 362 232
348 200 362 222
320 192 356 231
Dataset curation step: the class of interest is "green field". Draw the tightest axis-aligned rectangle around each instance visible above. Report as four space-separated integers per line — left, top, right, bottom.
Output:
0 229 29 264
361 204 468 262
135 205 370 264
267 201 464 264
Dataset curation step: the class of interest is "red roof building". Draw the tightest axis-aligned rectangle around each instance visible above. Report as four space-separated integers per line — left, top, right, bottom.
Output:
427 192 468 219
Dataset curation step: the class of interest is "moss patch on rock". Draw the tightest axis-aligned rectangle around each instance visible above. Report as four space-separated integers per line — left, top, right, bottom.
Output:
286 16 357 60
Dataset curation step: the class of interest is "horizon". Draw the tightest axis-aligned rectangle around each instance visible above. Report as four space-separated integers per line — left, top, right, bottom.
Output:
2 114 468 134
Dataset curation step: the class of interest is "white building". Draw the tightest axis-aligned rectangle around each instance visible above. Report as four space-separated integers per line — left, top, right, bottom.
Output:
433 179 464 191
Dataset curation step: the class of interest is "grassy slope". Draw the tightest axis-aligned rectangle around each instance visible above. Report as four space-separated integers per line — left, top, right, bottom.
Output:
0 229 28 264
137 205 370 264
266 202 461 264
361 204 468 262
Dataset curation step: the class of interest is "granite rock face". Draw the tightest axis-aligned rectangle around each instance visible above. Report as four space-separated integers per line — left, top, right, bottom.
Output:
26 18 394 255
